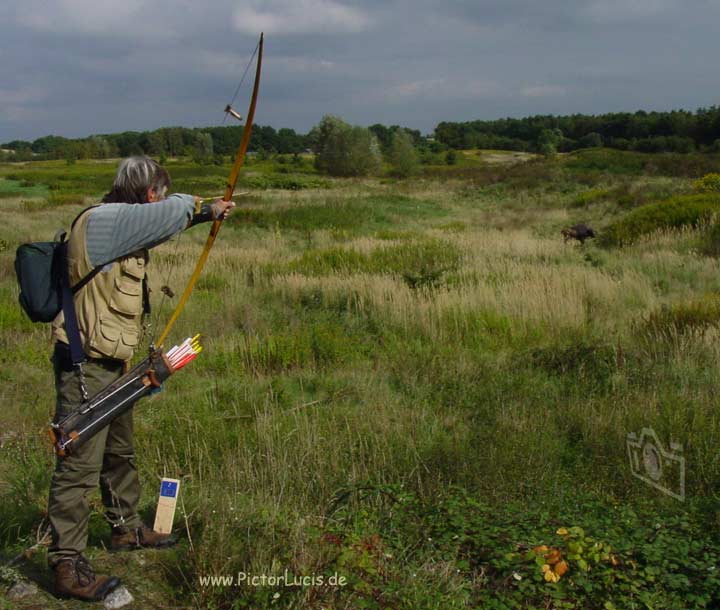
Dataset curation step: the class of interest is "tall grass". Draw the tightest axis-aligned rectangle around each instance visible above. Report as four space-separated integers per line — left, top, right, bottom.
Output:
2 156 720 608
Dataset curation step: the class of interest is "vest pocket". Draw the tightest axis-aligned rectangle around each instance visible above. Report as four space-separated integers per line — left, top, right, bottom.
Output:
119 325 139 357
94 315 139 361
120 255 146 280
110 277 142 317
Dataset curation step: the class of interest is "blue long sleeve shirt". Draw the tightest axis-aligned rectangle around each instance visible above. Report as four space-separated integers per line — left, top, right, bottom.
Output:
85 194 196 266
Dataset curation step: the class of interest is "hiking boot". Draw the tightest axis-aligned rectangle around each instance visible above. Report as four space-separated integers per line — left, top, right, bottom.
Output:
111 525 177 551
54 555 120 601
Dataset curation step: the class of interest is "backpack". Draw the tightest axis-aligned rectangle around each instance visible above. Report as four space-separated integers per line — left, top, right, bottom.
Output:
14 207 101 323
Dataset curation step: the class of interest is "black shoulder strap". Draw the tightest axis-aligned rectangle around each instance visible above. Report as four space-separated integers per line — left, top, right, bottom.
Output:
72 265 106 294
59 242 86 365
60 204 104 364
65 204 106 294
70 204 101 231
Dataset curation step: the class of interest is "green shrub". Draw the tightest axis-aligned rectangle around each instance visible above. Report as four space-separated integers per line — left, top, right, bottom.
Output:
600 193 720 246
570 188 610 208
565 149 647 175
313 115 382 177
388 130 419 178
693 173 720 193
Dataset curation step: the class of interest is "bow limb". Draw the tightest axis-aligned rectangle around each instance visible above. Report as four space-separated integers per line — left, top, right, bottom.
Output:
154 33 264 349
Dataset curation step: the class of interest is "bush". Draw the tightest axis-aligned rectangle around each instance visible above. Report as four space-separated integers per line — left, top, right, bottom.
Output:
570 188 610 208
578 132 603 148
611 182 649 209
537 128 563 157
388 130 419 177
693 173 720 193
312 115 382 177
564 149 647 175
600 193 720 246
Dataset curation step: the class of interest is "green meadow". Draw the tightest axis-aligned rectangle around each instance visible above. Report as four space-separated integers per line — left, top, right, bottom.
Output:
2 150 720 609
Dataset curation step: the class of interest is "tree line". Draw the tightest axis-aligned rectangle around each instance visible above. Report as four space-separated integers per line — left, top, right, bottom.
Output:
435 107 720 154
5 106 720 170
1 125 310 163
0 116 434 177
0 121 427 164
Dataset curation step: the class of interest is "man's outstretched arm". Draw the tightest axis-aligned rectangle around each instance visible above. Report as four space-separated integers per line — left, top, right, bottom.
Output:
86 194 196 267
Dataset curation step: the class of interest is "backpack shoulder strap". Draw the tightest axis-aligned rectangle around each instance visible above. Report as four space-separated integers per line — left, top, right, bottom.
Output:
65 204 105 293
70 204 101 231
59 241 86 366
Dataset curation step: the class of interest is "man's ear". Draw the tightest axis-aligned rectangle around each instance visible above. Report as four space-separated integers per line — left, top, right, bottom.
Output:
146 187 157 203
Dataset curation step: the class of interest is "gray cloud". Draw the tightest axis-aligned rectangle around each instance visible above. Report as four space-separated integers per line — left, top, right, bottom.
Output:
232 0 371 35
1 0 719 142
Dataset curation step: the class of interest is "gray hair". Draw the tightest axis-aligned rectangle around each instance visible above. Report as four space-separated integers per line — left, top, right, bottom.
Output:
102 155 171 204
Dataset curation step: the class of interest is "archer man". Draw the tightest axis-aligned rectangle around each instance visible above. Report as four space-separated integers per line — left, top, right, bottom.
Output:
48 155 234 601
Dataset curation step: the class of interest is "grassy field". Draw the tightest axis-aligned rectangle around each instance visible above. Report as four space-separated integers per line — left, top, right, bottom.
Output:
2 150 720 609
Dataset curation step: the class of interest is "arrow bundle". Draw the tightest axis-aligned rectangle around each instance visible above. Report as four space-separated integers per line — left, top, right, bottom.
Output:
166 334 202 370
49 336 202 456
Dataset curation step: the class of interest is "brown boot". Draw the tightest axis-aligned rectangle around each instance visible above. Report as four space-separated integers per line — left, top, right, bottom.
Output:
54 555 121 601
111 525 177 551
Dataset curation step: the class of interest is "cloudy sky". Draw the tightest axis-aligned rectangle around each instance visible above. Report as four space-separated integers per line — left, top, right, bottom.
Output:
1 0 719 142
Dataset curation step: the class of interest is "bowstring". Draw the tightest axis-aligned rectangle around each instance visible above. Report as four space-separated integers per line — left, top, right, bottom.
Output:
222 38 260 125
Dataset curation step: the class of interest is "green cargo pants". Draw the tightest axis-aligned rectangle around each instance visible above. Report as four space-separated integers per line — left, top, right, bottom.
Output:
47 343 143 567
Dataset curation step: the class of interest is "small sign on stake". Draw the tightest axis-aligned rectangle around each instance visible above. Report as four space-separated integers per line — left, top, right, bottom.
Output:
153 478 180 534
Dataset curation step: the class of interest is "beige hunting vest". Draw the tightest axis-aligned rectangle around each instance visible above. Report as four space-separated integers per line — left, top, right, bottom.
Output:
51 209 148 362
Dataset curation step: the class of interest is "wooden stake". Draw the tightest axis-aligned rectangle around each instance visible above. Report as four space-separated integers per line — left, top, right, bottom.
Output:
153 478 181 534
